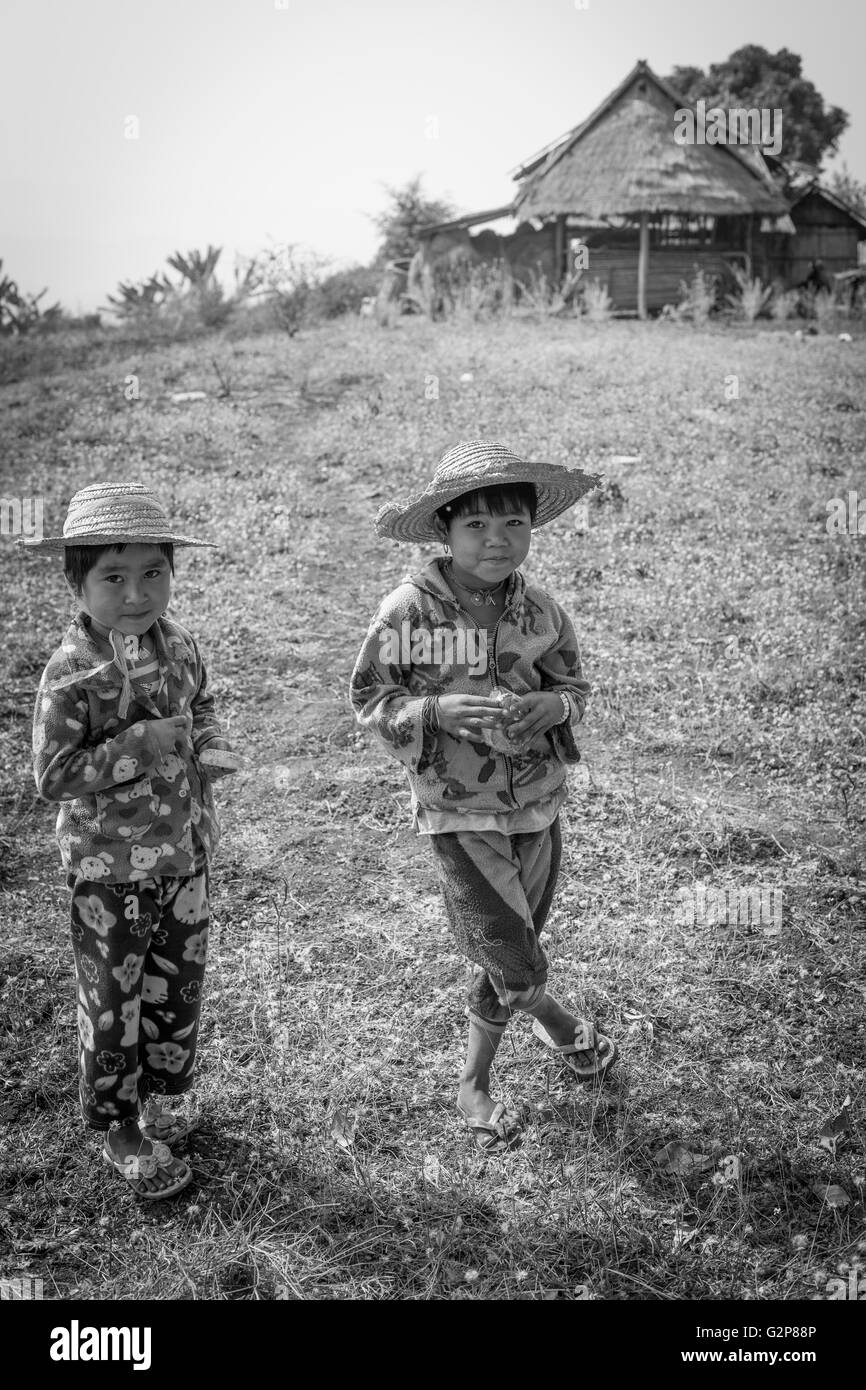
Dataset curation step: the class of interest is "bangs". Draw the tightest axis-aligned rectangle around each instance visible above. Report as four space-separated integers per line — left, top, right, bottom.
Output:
438 483 537 524
64 542 175 592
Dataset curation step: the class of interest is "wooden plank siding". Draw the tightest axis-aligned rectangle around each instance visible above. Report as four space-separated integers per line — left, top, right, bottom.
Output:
582 249 734 310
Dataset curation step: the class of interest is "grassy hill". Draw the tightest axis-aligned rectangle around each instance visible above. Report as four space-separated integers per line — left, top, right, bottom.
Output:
1 315 864 1300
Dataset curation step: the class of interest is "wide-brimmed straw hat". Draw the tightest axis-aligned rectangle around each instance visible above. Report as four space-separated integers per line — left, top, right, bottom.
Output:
375 440 601 543
19 482 215 551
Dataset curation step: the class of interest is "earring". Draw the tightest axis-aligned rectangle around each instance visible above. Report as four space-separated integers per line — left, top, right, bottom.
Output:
443 543 450 554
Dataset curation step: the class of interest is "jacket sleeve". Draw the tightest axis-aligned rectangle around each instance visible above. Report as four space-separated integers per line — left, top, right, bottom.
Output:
189 642 237 781
33 674 167 801
349 598 433 774
536 601 591 761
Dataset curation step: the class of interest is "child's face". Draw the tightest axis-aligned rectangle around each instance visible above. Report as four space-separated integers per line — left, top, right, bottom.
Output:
71 544 172 638
439 501 533 586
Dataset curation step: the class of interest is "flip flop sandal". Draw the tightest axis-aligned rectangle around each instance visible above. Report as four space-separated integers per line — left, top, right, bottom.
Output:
457 1101 522 1154
138 1099 196 1147
102 1138 193 1200
532 1018 618 1081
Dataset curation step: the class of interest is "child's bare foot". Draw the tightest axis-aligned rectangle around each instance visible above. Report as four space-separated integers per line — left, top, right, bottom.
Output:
104 1121 191 1198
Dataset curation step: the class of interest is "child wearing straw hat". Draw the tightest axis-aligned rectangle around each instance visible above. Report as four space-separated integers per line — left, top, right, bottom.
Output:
21 483 239 1199
350 441 616 1154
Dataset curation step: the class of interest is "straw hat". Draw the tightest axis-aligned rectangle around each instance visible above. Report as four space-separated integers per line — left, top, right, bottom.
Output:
375 440 601 543
19 483 215 550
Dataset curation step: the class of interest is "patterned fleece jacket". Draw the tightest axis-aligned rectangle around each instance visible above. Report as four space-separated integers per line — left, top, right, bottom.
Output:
349 558 590 816
33 612 235 884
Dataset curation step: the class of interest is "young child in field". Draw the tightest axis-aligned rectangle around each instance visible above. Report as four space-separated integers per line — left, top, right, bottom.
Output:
22 483 239 1199
350 440 617 1153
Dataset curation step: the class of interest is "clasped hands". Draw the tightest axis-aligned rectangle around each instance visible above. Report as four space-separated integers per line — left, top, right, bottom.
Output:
435 692 564 749
146 714 193 761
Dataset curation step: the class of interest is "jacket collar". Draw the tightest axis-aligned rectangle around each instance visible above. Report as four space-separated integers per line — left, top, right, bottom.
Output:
405 556 525 613
50 613 193 711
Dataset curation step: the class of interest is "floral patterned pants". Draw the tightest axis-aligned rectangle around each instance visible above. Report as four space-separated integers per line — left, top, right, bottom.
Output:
67 870 209 1130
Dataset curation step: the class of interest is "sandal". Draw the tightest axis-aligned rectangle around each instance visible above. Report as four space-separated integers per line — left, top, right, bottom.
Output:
532 1017 617 1081
138 1097 196 1147
102 1135 193 1201
457 1101 522 1154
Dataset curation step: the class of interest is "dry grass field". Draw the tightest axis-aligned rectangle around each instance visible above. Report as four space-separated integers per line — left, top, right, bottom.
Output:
1 313 864 1301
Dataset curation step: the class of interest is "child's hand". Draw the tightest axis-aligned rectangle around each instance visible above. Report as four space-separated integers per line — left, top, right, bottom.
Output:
436 694 508 741
147 715 192 759
502 693 564 748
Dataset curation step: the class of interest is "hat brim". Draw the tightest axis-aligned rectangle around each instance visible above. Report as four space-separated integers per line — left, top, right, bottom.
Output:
18 531 215 551
375 463 602 542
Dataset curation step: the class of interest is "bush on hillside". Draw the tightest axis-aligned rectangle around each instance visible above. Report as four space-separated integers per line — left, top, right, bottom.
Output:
317 264 382 319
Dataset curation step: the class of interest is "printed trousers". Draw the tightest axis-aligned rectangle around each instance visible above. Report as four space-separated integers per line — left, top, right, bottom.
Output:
429 817 562 1027
67 870 209 1130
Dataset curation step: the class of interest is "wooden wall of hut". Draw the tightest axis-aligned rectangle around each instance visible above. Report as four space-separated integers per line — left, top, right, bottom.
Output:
761 191 864 287
581 249 735 311
472 223 557 282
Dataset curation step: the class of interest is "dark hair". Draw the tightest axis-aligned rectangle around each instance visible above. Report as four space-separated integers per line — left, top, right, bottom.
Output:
64 542 175 593
436 482 537 527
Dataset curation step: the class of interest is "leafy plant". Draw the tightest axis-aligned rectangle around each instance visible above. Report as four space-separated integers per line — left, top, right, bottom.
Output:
166 245 222 288
316 264 382 319
726 267 773 321
0 260 62 335
581 279 614 322
677 269 717 324
769 283 800 320
812 288 839 329
105 272 175 319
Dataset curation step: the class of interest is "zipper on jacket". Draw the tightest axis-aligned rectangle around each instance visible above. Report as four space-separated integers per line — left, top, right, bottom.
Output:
491 602 518 810
441 570 520 810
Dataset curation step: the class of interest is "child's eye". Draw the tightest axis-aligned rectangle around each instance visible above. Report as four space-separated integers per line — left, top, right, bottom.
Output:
104 575 123 584
507 519 525 526
145 569 164 579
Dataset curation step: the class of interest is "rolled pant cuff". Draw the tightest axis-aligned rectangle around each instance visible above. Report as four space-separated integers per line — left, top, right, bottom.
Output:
467 1009 510 1033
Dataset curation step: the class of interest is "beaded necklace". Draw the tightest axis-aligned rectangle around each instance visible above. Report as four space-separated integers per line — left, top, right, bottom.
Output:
445 560 507 608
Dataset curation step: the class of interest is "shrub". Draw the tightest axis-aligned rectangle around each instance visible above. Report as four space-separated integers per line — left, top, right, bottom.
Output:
582 279 614 322
245 243 332 336
105 246 241 339
813 289 840 330
726 267 773 321
0 260 62 335
451 261 515 321
317 264 382 319
677 269 717 325
513 264 584 317
769 283 800 321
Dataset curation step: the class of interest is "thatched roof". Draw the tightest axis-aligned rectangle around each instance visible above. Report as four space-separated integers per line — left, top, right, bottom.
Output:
514 60 788 220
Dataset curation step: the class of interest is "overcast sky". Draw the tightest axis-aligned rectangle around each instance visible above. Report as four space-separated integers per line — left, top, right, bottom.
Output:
2 0 863 311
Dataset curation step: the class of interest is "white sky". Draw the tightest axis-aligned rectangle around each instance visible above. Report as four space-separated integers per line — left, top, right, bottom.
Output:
2 0 864 311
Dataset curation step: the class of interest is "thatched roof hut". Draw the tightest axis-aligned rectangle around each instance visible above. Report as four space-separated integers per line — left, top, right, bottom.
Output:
513 61 786 220
417 59 866 314
512 60 787 315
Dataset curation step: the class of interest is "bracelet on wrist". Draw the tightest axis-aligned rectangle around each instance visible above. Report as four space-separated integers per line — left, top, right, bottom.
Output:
422 696 441 735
